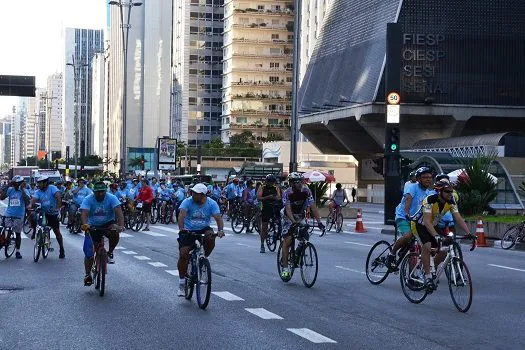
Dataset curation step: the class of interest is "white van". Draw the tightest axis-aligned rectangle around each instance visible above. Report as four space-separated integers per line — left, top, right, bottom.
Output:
31 169 63 184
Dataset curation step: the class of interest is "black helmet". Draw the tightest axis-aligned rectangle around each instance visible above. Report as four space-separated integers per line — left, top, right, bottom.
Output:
265 174 276 183
435 173 450 182
434 179 452 191
415 167 432 178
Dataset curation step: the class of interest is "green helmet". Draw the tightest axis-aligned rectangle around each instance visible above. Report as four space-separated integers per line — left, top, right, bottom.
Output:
93 181 107 192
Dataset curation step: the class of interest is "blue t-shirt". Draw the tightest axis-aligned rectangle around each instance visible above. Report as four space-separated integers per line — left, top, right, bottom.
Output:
33 185 60 215
179 197 220 231
158 188 172 201
80 193 121 226
5 187 26 219
212 186 222 198
175 188 185 202
73 186 93 205
395 183 432 221
225 183 239 200
128 186 139 200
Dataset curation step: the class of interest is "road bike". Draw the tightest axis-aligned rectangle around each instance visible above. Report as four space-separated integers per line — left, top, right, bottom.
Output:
184 231 215 309
0 216 17 259
399 233 476 313
501 220 525 250
277 223 325 288
33 206 53 262
86 226 117 297
326 203 347 233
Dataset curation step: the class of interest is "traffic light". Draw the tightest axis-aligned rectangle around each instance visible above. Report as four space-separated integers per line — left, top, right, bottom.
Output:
372 157 384 176
386 126 400 153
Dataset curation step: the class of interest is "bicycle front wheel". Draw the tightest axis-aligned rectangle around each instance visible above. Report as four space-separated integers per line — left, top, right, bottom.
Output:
276 242 294 282
42 230 51 259
98 252 107 297
231 214 244 234
365 241 392 285
33 229 42 262
501 225 521 250
23 216 32 234
4 230 16 258
325 216 334 232
196 258 212 309
300 243 318 288
447 258 472 313
132 212 144 232
150 206 158 224
399 252 428 304
266 222 278 252
336 212 344 233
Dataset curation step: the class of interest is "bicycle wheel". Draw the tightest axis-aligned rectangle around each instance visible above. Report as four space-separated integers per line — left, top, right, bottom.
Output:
400 252 428 304
42 230 51 259
253 213 261 234
73 216 82 234
276 242 294 282
23 216 32 234
365 241 392 285
501 225 521 250
33 229 42 262
196 258 212 309
300 243 318 288
231 214 244 234
98 251 106 297
132 212 144 232
447 258 472 313
150 206 158 224
336 212 344 233
184 263 194 300
61 209 68 225
4 230 16 258
266 221 277 252
325 216 334 232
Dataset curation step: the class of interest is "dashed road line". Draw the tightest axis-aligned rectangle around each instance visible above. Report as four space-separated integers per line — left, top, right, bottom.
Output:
344 241 373 247
141 230 167 237
122 250 137 255
488 264 525 272
120 232 134 238
148 261 168 267
149 226 175 233
165 270 179 276
335 265 366 275
134 256 151 261
287 328 337 344
245 308 283 320
114 246 126 250
212 291 245 301
236 243 257 248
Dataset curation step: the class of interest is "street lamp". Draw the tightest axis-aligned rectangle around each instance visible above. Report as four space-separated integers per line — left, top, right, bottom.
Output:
109 0 143 177
66 56 89 178
289 0 302 173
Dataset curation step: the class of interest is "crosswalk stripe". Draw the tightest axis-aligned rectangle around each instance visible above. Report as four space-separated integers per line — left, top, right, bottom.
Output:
286 328 337 343
122 250 137 255
134 255 151 261
114 246 126 250
165 270 179 276
120 232 134 238
141 231 167 237
148 262 168 267
212 291 244 301
245 308 283 320
149 226 175 233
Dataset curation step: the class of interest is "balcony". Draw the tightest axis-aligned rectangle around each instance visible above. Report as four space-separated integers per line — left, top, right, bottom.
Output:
230 93 291 102
230 109 292 117
232 23 289 31
232 38 293 45
227 123 290 130
231 66 293 74
231 51 292 58
233 8 294 17
229 80 293 88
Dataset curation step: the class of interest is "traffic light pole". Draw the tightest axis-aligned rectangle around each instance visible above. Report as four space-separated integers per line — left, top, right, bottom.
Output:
384 23 403 225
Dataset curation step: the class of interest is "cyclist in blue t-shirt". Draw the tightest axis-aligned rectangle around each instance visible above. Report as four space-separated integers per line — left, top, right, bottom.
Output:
176 183 225 297
80 181 124 286
69 178 93 230
31 176 65 258
0 176 32 259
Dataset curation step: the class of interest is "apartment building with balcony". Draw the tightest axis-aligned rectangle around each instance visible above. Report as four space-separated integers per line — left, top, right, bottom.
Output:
221 0 294 144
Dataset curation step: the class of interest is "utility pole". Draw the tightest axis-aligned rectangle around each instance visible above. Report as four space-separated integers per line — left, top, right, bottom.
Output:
289 0 302 173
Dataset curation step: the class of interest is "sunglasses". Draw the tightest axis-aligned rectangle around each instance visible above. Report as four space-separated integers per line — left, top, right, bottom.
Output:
443 190 453 194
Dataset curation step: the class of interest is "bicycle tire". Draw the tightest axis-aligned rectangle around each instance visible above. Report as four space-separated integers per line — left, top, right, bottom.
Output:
185 263 194 300
399 252 428 304
42 230 51 259
4 230 16 258
365 240 392 285
33 229 42 262
131 212 144 232
94 258 100 290
253 212 261 234
171 207 179 224
325 216 334 232
23 216 32 235
150 206 158 224
61 209 68 225
300 243 318 288
448 257 472 313
99 251 106 297
501 224 522 250
231 214 244 234
73 215 82 234
336 213 344 233
277 242 294 282
196 258 212 309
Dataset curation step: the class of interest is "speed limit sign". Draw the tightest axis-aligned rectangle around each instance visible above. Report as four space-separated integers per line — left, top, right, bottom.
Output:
387 92 400 105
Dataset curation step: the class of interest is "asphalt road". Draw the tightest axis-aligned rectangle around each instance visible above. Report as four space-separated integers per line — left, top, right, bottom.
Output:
1 204 524 349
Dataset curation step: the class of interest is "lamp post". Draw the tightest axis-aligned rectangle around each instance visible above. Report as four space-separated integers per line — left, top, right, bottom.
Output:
109 0 143 177
289 0 302 173
66 55 89 178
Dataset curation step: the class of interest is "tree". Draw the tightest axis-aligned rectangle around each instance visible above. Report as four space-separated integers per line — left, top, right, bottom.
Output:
83 155 103 166
266 134 284 142
307 182 330 207
229 131 255 148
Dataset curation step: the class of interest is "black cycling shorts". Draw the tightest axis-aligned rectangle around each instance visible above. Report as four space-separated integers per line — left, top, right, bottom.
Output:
415 223 439 248
261 206 278 223
45 214 60 230
177 226 214 250
90 221 116 246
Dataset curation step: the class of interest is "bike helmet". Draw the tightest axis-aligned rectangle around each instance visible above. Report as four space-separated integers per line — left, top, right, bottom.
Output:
36 175 49 182
435 173 450 182
434 179 452 191
409 170 417 178
288 172 304 182
265 174 277 183
12 175 24 183
415 167 432 178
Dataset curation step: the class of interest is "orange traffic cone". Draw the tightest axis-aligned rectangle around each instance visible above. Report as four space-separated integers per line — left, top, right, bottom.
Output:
354 209 367 233
476 217 489 247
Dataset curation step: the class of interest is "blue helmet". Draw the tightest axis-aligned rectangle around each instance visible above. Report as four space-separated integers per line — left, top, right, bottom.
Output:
415 167 432 178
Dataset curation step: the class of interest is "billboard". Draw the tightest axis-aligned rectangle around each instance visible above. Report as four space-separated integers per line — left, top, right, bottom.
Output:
157 138 177 170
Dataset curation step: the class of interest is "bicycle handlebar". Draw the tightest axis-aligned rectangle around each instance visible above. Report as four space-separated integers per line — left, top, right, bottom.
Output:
290 222 326 237
452 233 477 252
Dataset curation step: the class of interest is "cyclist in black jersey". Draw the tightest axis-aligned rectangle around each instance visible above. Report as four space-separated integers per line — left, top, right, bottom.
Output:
257 174 281 253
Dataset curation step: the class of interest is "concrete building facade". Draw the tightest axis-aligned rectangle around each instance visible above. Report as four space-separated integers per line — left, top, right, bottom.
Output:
221 0 295 144
46 73 63 159
91 53 106 157
24 88 45 160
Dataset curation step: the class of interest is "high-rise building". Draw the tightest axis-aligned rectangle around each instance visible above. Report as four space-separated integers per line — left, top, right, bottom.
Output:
0 119 12 165
107 0 172 173
9 112 21 167
16 98 28 163
221 0 295 144
63 27 104 161
91 52 106 157
172 0 224 146
299 0 333 83
37 90 47 152
46 73 63 159
24 88 44 160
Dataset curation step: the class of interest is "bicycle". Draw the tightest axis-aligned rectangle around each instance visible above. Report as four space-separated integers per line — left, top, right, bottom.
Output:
277 223 325 288
501 220 525 250
130 201 146 232
68 207 82 234
326 203 347 233
265 208 282 252
399 233 476 313
231 205 260 234
184 231 215 310
33 206 53 263
86 226 117 297
0 216 17 259
23 211 32 235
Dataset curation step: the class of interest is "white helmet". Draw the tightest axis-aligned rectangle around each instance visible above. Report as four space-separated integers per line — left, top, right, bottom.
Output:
288 172 303 182
190 183 208 194
12 175 24 183
37 175 49 182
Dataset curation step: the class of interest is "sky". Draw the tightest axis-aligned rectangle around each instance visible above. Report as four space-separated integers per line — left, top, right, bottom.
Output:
0 0 107 116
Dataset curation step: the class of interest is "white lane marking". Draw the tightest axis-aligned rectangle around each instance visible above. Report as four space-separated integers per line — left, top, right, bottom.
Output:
150 226 175 233
134 255 151 261
488 264 525 272
287 328 337 344
148 261 168 268
344 241 372 247
141 231 167 237
114 246 125 250
236 243 256 248
165 270 179 276
335 265 366 275
122 250 137 255
120 232 133 237
245 308 283 320
212 291 245 301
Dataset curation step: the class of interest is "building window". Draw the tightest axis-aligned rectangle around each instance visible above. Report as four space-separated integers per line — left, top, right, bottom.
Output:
271 34 279 40
269 76 279 83
268 118 278 125
270 62 280 68
258 5 264 10
236 117 247 124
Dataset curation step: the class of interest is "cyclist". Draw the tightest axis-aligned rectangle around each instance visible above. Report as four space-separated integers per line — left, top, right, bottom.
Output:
0 176 32 259
225 178 241 220
242 180 257 233
80 181 125 286
176 183 225 296
404 170 418 193
434 173 459 234
280 173 324 279
31 175 66 258
69 178 93 230
136 178 154 231
387 166 434 269
257 174 282 253
412 180 471 290
328 183 349 219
